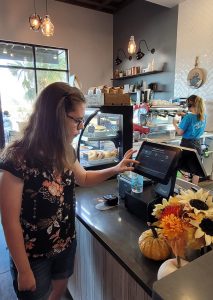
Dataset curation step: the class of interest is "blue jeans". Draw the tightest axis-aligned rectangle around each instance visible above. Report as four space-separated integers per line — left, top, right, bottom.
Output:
10 239 77 300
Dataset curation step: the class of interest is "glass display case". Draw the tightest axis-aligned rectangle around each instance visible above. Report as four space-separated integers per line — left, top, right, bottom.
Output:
75 106 133 170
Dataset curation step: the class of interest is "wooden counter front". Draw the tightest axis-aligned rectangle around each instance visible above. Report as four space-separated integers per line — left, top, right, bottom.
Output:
68 179 159 300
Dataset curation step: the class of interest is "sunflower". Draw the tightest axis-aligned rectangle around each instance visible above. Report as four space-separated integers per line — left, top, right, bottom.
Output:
190 213 213 246
177 188 213 215
152 196 179 219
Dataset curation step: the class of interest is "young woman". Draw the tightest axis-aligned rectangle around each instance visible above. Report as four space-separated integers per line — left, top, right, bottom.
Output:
173 94 206 185
0 82 137 300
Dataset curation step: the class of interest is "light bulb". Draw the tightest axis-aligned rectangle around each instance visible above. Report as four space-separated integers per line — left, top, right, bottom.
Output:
29 13 42 31
41 15 54 37
128 36 136 55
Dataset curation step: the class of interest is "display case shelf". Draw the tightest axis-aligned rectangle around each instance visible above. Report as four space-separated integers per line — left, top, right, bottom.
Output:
81 134 118 142
111 70 163 80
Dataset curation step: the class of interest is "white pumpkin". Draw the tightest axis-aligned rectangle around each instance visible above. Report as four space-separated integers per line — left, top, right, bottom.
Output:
157 258 188 280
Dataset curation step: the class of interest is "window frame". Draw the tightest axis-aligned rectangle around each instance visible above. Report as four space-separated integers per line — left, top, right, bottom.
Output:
0 40 70 148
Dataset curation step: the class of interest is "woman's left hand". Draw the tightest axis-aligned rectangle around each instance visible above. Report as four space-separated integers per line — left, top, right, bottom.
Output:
114 149 139 174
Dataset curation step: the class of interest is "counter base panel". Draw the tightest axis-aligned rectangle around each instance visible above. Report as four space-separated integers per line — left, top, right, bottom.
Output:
68 218 151 300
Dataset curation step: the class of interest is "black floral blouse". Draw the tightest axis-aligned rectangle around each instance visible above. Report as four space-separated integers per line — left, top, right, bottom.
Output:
0 159 76 258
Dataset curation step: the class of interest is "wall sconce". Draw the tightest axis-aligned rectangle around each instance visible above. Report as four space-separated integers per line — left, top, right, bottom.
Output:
115 48 129 65
136 39 155 60
128 36 136 60
29 0 42 31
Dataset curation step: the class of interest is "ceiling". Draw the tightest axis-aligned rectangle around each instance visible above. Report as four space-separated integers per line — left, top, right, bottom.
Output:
145 0 185 8
56 0 133 14
56 0 185 14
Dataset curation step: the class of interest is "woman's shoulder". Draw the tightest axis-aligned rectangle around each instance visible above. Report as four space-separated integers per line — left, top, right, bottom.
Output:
0 153 27 178
0 145 32 179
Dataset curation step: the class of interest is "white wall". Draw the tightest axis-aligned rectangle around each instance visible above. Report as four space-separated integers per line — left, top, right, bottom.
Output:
174 0 213 100
0 0 113 93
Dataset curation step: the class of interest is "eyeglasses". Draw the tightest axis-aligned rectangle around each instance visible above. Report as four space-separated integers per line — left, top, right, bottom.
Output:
66 115 85 130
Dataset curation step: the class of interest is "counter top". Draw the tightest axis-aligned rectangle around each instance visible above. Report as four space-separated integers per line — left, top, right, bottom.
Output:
75 179 213 299
153 250 213 300
134 131 213 150
75 179 161 296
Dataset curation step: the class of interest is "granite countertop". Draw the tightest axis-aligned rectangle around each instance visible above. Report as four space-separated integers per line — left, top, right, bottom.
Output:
152 250 213 300
75 178 213 299
75 179 161 296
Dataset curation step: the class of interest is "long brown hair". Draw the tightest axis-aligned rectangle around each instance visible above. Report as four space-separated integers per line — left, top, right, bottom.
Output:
187 94 205 121
2 82 86 172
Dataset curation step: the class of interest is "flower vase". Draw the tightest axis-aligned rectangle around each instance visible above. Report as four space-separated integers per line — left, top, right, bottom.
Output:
157 257 188 280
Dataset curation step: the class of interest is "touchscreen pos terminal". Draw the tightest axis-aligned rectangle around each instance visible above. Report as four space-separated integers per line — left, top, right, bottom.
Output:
125 140 206 222
134 141 181 199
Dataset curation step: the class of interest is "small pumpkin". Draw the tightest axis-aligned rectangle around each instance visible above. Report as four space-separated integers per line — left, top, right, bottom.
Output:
138 226 171 261
157 258 188 280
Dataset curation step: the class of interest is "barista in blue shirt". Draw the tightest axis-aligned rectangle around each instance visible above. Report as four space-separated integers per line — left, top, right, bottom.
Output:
173 95 206 185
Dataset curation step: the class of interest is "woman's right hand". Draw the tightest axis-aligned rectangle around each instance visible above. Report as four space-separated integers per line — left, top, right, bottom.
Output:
18 269 36 292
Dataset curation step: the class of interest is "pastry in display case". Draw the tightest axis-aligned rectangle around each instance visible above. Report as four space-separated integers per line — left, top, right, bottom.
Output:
75 106 133 170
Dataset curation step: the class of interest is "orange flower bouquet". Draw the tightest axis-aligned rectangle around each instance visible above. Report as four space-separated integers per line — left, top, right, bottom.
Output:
152 188 213 268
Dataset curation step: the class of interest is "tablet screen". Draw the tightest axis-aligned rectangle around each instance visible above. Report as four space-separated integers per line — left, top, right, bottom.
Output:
134 141 181 184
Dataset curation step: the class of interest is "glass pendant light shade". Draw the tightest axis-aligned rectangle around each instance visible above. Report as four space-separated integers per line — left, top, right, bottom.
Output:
29 13 42 31
41 15 54 37
128 36 136 55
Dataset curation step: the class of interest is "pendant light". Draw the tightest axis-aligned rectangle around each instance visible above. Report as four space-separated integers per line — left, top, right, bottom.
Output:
128 36 136 60
41 0 54 37
29 0 42 31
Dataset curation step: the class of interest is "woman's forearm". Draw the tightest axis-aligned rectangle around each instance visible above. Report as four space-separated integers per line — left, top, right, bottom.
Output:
173 121 183 136
0 172 30 273
74 149 137 187
82 166 118 186
2 219 31 273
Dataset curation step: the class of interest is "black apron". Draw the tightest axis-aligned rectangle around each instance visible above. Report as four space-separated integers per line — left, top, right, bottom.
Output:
180 138 201 156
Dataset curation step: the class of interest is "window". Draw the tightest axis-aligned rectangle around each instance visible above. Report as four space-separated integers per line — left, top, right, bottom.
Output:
0 40 69 147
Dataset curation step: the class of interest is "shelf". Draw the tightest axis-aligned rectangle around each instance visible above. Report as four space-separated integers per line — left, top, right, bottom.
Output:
111 70 163 80
130 90 163 94
81 134 118 142
150 106 180 110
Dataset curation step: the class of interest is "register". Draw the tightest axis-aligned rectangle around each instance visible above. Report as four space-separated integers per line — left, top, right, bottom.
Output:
121 140 206 222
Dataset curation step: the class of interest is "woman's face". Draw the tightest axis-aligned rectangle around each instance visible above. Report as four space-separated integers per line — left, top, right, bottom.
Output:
66 102 86 142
